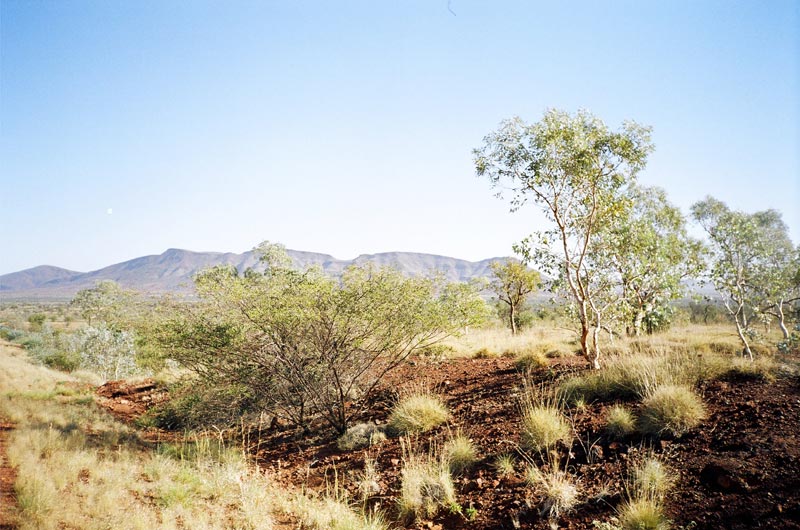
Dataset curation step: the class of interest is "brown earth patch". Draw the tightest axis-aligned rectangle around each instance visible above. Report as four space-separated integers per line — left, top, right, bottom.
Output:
96 354 800 529
0 420 18 529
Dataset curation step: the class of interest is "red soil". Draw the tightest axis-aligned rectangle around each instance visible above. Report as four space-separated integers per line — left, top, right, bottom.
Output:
0 420 18 530
96 354 800 530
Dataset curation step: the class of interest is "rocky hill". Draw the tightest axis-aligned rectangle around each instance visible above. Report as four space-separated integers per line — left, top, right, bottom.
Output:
0 247 506 300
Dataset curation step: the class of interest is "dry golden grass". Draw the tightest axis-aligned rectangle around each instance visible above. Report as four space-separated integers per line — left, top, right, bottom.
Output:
525 460 580 519
388 386 450 435
639 384 706 437
398 440 457 521
0 341 380 530
444 325 576 359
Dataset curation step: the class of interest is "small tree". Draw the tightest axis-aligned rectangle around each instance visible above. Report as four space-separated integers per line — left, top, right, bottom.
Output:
475 109 653 368
70 324 140 381
597 185 705 336
489 260 540 334
150 242 485 434
691 197 796 357
71 280 134 328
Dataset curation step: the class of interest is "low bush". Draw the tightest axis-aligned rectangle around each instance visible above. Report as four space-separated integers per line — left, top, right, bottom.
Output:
605 405 636 439
337 423 387 451
639 384 705 437
388 389 449 435
443 433 477 475
525 464 579 519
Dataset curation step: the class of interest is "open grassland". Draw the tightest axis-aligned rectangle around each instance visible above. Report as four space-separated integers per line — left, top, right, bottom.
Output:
0 341 384 530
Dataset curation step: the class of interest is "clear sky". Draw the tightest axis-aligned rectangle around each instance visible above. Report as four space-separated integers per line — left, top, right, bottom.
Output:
1 0 798 274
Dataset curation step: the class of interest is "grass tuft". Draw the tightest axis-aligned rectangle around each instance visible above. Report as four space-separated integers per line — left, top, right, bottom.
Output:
617 497 669 530
398 445 456 521
639 384 706 437
388 388 449 435
525 463 580 519
493 454 515 478
605 405 636 439
443 432 477 475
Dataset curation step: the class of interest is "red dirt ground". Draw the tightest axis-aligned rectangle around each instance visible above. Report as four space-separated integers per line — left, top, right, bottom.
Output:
0 420 18 530
97 354 800 530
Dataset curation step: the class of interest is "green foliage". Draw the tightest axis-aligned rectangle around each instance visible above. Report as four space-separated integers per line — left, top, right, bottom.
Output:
692 197 799 356
70 280 136 328
140 383 258 430
0 326 24 341
27 313 46 332
145 242 483 434
70 324 141 381
596 185 704 337
476 108 654 368
489 260 540 335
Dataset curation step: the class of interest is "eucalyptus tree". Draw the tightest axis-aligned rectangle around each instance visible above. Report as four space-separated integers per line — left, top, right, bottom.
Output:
150 242 486 434
71 280 135 328
475 109 653 368
488 260 540 335
691 197 796 357
597 185 705 336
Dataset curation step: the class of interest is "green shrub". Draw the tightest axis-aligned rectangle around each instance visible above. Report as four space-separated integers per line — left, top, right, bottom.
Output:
639 384 705 437
605 405 636 439
337 423 387 451
388 390 449 435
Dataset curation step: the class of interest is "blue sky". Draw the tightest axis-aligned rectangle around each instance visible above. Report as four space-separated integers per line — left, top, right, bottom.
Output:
1 0 798 274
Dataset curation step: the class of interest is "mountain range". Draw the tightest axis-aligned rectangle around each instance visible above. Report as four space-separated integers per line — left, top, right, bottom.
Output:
0 247 507 300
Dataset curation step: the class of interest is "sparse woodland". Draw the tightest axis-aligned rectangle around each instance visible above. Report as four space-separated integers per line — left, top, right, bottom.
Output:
1 110 799 529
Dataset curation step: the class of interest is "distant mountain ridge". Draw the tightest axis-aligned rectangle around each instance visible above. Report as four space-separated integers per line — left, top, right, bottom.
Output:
0 247 507 300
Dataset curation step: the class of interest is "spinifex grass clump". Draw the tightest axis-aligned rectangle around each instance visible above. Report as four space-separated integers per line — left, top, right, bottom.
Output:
388 386 449 435
639 384 706 437
443 432 477 475
398 440 457 521
525 462 580 519
605 404 636 439
616 453 675 530
520 383 571 453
